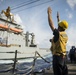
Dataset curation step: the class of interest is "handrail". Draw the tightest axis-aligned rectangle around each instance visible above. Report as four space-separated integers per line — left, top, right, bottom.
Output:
0 50 51 75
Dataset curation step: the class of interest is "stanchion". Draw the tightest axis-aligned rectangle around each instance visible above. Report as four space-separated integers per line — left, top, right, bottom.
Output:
13 50 17 73
31 51 37 75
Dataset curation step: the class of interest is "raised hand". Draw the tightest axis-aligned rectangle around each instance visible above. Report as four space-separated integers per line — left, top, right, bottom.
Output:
47 7 52 14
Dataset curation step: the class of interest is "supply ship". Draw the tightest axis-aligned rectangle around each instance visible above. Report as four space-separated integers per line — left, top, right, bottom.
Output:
0 7 51 61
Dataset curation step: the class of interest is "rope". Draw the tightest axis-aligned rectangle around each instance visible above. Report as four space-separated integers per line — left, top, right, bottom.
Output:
14 66 32 74
25 69 32 75
0 66 13 73
31 51 51 74
17 66 32 72
36 51 50 63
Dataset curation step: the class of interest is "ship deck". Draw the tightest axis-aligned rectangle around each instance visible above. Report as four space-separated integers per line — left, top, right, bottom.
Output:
42 63 76 75
0 61 76 75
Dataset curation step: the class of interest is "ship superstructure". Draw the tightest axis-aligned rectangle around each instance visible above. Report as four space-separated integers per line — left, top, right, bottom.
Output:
0 7 50 61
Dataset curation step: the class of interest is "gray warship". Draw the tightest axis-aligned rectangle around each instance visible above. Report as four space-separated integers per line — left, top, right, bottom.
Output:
0 7 50 62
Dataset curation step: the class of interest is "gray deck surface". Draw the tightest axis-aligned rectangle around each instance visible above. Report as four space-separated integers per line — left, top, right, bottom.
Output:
0 62 76 75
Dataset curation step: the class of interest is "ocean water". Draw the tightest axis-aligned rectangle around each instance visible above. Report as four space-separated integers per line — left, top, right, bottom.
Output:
0 53 52 75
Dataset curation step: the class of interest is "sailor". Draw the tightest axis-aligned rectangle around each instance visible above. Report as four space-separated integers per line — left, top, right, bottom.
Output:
69 46 75 63
5 6 13 21
6 6 11 17
1 6 14 22
47 7 68 75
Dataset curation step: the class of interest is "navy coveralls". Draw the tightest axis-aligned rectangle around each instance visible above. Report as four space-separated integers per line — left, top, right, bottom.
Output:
52 29 68 75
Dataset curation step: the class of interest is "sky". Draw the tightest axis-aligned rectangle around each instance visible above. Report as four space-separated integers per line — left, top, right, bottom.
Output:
0 0 76 51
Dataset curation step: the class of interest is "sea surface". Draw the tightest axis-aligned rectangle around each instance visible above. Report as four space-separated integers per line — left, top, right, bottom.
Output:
0 53 52 75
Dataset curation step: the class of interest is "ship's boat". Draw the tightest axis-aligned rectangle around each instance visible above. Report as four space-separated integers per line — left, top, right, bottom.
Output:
0 24 8 29
0 24 23 33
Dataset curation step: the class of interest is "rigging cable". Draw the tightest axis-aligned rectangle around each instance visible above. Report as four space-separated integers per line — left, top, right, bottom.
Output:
0 0 39 11
12 0 54 13
11 0 40 10
11 0 36 8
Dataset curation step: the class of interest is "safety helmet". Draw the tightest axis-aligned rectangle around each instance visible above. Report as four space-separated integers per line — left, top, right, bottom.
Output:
58 20 68 30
